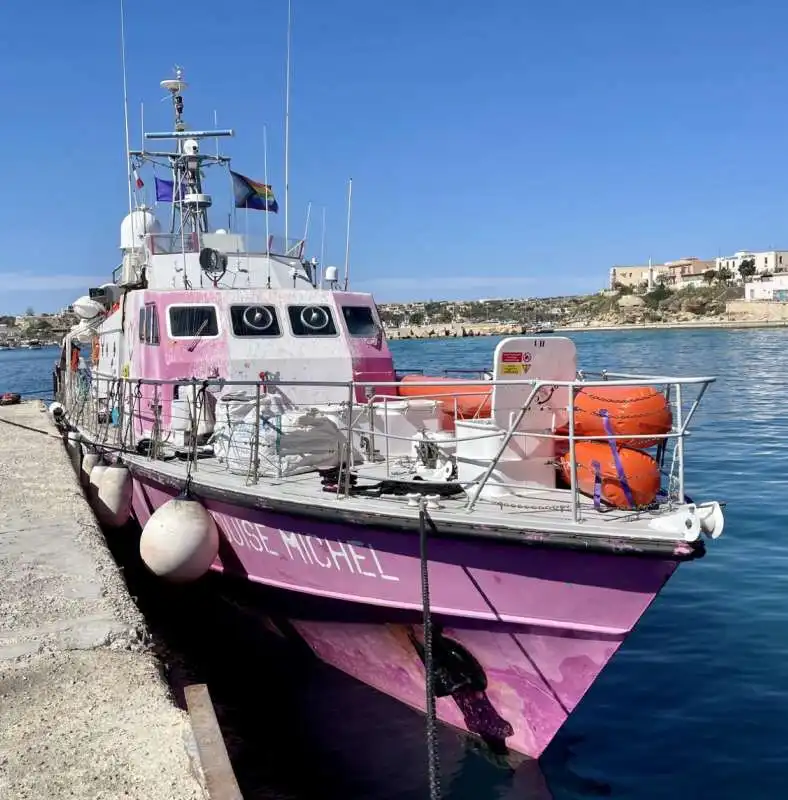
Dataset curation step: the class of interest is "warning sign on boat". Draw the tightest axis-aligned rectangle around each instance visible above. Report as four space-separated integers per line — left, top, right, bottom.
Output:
501 352 523 363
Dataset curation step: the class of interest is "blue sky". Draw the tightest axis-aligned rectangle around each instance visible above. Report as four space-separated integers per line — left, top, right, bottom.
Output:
2 0 788 313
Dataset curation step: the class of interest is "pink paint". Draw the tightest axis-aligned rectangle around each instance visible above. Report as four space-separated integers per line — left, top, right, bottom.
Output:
131 475 680 758
332 291 397 400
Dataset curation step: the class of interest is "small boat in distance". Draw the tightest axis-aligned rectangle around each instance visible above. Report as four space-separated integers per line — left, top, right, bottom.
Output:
52 67 725 762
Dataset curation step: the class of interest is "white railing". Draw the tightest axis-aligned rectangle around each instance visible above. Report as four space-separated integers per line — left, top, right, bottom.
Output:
57 369 715 521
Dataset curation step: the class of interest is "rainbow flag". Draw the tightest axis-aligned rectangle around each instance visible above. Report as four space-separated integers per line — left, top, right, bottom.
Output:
230 170 279 212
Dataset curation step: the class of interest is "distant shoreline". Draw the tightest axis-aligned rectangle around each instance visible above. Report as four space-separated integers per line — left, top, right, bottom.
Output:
555 319 788 333
385 317 788 341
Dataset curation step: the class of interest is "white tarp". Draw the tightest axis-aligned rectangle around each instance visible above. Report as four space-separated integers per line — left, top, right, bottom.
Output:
210 391 350 477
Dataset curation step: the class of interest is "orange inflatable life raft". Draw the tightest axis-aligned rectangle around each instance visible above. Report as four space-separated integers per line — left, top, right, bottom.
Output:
398 375 492 426
559 441 661 509
556 385 672 449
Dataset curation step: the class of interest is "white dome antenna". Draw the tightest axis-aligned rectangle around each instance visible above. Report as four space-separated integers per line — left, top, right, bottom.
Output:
324 266 339 289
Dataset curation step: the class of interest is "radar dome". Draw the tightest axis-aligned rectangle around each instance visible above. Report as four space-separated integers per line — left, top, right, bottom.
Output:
120 207 161 251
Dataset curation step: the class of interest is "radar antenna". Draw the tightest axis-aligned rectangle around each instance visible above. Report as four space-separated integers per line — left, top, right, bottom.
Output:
158 67 212 236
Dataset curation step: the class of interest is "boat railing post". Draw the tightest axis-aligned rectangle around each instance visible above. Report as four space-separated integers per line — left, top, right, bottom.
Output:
383 395 390 477
465 383 539 512
118 379 127 452
152 382 162 461
251 382 261 485
343 381 355 498
365 385 376 463
190 379 199 469
675 382 684 502
567 383 579 523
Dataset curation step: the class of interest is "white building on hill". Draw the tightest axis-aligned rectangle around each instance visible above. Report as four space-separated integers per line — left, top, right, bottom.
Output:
716 250 788 278
744 274 788 301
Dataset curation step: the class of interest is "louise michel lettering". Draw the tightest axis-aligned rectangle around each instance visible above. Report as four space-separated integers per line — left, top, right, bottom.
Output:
213 513 400 582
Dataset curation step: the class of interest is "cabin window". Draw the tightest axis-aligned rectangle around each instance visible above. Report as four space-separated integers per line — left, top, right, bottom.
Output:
168 305 219 338
139 304 160 345
342 305 379 337
230 305 281 337
287 305 337 336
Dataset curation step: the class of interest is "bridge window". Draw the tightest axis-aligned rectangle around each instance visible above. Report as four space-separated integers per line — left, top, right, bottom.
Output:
168 305 219 338
342 305 378 336
230 305 281 337
287 305 337 336
139 304 160 345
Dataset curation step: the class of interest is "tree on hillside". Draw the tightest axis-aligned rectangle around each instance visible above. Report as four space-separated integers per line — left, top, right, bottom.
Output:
716 266 734 285
0 315 16 327
25 306 34 316
703 269 717 286
738 258 756 282
408 311 424 326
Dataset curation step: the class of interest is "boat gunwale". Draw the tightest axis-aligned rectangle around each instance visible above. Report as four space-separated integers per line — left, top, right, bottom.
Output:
122 453 705 562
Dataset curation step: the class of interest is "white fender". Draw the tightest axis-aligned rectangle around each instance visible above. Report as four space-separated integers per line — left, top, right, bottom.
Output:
140 497 219 582
66 431 82 473
88 464 109 506
81 452 102 487
696 501 725 539
96 465 133 528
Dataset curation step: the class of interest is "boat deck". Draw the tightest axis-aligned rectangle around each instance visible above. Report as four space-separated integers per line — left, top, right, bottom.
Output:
121 448 702 555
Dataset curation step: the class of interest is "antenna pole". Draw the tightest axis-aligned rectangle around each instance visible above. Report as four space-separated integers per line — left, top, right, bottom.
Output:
120 0 132 216
320 206 326 288
284 0 292 247
303 201 312 248
343 178 353 291
264 124 271 287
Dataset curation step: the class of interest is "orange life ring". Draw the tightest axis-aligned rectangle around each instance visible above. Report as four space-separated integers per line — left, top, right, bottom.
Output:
91 337 100 364
556 385 672 449
559 441 661 508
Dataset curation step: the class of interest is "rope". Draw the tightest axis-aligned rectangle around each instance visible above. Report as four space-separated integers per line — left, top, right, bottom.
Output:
418 500 441 800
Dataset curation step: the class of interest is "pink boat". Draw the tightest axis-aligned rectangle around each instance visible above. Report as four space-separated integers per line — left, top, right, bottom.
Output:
54 69 725 762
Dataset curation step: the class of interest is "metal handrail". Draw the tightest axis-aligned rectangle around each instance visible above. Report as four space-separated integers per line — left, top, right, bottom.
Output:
64 370 713 517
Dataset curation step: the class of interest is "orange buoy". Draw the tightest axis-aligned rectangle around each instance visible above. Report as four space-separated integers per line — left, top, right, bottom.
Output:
91 337 100 364
556 385 672 449
398 375 492 424
559 441 661 509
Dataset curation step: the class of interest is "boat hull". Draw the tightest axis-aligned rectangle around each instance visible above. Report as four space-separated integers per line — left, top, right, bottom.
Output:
130 473 679 759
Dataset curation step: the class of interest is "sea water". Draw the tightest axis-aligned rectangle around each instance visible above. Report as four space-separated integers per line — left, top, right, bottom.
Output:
2 329 787 799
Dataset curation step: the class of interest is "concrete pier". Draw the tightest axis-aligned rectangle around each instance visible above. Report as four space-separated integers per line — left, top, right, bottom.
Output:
0 401 204 799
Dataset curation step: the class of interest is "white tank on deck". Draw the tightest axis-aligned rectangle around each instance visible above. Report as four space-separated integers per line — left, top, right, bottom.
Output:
140 498 219 582
120 207 161 251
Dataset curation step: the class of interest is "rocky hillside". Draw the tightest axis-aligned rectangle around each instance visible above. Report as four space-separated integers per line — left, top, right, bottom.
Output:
558 284 745 328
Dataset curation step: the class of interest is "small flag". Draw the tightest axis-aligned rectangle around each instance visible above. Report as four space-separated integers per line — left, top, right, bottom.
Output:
155 177 174 202
133 168 144 189
230 170 278 212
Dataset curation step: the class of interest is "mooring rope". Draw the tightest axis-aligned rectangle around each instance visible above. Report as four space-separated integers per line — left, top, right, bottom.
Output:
418 499 442 800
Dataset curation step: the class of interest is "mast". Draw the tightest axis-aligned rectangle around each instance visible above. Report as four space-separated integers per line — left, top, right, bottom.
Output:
138 69 235 236
284 0 292 247
119 0 132 216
